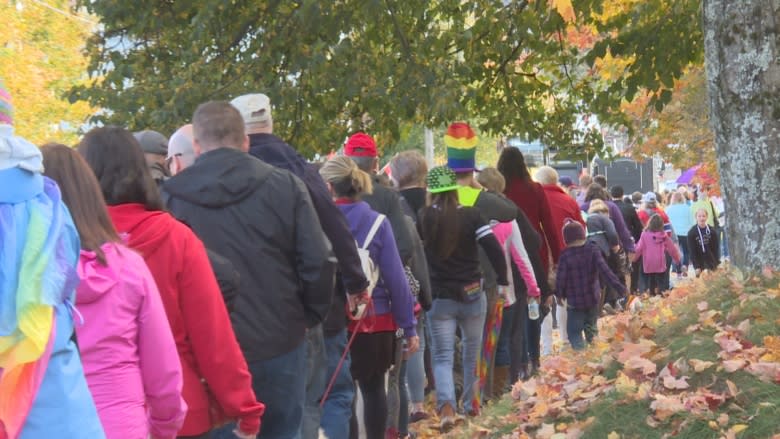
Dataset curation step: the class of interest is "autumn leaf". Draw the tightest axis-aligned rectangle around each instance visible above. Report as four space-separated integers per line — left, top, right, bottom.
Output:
536 423 556 439
697 301 708 311
722 359 747 372
616 339 656 363
550 0 576 23
761 335 780 362
615 371 638 394
651 394 685 420
607 432 620 439
689 359 715 372
745 362 780 383
725 379 739 397
623 356 657 375
715 333 743 353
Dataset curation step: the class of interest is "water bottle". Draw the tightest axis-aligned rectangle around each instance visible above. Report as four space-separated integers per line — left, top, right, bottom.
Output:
528 297 540 320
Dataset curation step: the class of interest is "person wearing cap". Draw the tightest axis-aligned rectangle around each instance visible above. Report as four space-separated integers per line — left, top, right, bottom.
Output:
555 221 627 350
167 124 197 176
418 165 510 430
0 82 105 438
134 129 171 185
161 101 330 439
343 132 414 264
580 184 637 254
229 93 369 439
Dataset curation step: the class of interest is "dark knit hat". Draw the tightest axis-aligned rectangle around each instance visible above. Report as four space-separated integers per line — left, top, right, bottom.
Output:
562 219 586 245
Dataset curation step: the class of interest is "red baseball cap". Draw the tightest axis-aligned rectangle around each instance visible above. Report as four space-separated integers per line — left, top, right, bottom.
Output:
344 132 377 158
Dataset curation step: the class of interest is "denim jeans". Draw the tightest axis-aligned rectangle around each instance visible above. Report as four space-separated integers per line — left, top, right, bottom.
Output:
674 239 690 273
320 329 354 439
302 325 327 439
405 315 426 404
566 306 599 350
427 295 486 411
248 342 306 439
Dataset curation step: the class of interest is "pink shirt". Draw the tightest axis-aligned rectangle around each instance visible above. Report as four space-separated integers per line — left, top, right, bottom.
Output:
491 221 541 297
76 243 186 439
632 231 681 274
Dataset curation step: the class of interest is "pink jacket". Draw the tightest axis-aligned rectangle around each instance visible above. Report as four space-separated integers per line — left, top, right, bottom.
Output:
491 220 541 297
76 243 186 439
632 231 681 274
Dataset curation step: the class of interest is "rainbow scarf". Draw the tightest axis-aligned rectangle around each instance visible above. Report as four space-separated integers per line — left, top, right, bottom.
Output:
0 174 80 439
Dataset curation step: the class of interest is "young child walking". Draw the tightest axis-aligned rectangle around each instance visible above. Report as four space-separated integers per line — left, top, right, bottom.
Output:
687 208 720 276
556 220 627 350
632 214 682 296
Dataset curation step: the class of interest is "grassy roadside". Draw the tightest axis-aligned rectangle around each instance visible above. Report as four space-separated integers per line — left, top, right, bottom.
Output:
446 269 780 439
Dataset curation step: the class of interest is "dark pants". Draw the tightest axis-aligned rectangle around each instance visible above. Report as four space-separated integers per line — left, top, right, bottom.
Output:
505 300 528 382
646 272 664 295
522 314 541 365
251 343 307 439
303 325 327 439
567 306 599 350
631 260 641 293
674 239 690 273
321 329 354 439
350 372 387 439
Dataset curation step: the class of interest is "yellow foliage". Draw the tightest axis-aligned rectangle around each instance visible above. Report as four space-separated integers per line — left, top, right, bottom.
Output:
0 1 95 145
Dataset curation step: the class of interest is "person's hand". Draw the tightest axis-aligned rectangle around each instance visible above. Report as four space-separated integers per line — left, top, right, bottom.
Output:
233 429 257 439
695 269 702 277
498 285 511 301
544 295 554 307
348 290 370 314
403 335 420 359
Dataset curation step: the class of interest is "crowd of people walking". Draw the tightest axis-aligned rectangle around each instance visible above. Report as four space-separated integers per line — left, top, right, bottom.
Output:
0 81 723 439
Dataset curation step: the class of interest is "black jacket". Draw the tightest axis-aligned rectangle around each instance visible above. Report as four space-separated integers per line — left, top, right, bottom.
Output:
163 147 330 361
248 133 369 295
205 248 240 313
362 176 414 264
615 198 643 243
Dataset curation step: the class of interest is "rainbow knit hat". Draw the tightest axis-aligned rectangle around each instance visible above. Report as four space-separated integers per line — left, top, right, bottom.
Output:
0 79 11 126
445 122 477 172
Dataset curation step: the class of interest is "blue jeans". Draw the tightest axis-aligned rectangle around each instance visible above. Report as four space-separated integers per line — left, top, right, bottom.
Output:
320 329 354 439
302 325 327 439
212 343 306 439
427 295 486 411
405 315 426 404
566 307 599 350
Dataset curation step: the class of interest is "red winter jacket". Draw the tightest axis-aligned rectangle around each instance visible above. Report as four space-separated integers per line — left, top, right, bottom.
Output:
108 204 264 437
541 184 586 254
504 179 562 275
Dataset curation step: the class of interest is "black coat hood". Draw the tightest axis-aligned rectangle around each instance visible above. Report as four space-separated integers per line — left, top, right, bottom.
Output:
163 147 273 208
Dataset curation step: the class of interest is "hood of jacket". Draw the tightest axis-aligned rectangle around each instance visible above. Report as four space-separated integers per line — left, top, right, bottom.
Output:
76 243 123 305
107 203 176 259
248 133 307 177
337 201 376 234
648 231 669 245
163 147 273 208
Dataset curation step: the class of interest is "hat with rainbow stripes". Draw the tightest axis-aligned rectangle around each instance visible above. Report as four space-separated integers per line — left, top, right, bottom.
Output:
0 79 12 126
444 122 477 172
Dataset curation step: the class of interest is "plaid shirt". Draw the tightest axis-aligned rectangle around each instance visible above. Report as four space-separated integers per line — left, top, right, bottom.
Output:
556 242 626 309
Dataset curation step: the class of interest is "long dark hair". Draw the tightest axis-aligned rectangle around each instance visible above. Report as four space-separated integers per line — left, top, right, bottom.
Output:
420 190 460 259
41 143 121 264
497 147 532 184
78 126 164 211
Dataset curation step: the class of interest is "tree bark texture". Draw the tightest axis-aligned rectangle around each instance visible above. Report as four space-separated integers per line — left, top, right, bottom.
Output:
703 0 780 270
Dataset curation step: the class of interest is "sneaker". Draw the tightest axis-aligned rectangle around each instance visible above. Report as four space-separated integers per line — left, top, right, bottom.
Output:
438 403 458 432
409 411 429 423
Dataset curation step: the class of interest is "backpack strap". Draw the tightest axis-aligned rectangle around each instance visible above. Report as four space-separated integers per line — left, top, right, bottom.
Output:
362 214 386 249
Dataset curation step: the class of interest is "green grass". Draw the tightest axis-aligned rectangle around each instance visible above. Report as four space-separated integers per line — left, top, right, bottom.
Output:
452 270 780 438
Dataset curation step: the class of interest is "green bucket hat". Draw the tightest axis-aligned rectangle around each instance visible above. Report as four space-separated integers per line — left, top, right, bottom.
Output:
426 165 459 193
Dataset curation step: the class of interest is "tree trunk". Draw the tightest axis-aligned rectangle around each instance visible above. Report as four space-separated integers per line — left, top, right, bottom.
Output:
703 0 780 270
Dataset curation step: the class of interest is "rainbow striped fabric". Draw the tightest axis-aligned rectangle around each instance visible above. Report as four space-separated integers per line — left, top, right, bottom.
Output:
0 79 11 126
445 122 478 172
0 174 81 438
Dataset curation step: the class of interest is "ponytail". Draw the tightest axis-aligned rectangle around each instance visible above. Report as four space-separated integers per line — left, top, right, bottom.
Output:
319 156 373 198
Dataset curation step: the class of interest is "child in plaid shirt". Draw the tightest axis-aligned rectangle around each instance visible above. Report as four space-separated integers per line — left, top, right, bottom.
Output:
556 220 627 350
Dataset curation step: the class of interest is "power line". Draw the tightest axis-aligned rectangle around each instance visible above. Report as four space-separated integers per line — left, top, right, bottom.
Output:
20 0 97 25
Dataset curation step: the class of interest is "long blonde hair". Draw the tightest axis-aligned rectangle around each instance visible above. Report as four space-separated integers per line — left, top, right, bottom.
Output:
319 156 373 198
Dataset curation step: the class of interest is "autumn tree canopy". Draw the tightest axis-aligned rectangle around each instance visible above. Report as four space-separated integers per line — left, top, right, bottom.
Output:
70 0 702 158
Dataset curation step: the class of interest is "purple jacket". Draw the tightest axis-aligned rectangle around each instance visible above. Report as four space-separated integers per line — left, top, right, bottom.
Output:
633 231 681 274
337 201 417 337
580 199 636 252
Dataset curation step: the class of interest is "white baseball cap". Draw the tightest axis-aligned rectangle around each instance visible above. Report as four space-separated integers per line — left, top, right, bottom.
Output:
230 93 272 129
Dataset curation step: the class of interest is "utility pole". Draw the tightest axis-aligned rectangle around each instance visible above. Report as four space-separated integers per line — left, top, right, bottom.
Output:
424 127 435 168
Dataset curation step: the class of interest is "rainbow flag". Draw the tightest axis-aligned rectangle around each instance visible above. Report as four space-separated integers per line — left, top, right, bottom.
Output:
472 297 505 413
0 175 80 439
